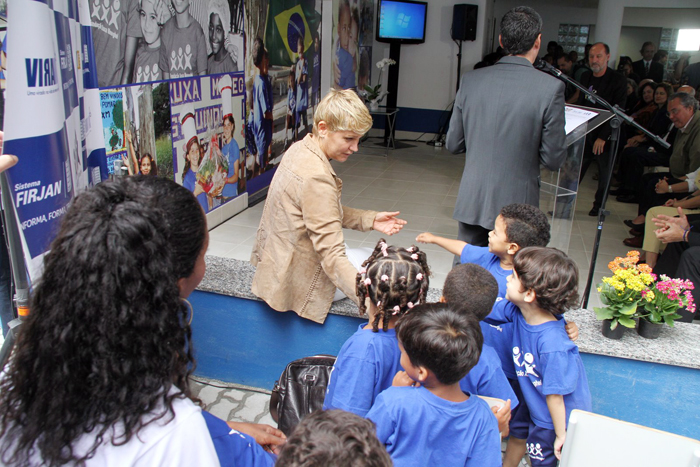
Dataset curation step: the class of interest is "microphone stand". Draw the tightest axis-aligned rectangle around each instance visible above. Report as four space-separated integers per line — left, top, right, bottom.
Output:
536 60 670 309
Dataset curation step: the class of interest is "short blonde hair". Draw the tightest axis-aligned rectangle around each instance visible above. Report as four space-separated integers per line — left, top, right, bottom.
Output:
313 88 373 136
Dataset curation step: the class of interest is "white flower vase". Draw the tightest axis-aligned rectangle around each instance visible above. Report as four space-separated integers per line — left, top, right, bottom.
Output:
369 99 379 111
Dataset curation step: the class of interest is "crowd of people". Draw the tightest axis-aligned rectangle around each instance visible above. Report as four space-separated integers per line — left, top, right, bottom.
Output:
543 37 700 318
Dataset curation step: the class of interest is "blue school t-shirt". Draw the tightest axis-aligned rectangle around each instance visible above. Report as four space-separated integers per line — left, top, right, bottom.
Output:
366 386 502 467
323 324 401 417
511 311 592 430
481 320 516 379
221 139 239 198
459 343 518 409
460 244 510 299
201 411 276 467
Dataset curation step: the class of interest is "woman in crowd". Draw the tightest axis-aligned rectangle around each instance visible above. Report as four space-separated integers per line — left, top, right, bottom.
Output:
628 81 657 130
250 89 406 324
0 177 282 466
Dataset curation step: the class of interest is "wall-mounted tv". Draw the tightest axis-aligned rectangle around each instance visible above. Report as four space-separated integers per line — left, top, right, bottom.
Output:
376 0 427 44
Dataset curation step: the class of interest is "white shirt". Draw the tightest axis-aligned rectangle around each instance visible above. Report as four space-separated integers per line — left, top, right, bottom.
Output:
8 392 221 467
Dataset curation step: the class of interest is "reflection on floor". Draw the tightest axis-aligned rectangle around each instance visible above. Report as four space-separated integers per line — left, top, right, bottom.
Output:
208 141 638 310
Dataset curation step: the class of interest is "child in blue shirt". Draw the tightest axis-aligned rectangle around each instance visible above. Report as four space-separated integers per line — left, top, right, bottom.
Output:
442 263 518 430
294 37 309 139
366 303 501 467
284 66 296 148
323 240 431 417
501 247 592 467
251 37 273 172
417 203 551 302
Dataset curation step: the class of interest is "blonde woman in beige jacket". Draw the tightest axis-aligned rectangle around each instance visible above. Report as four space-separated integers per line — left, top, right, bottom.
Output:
251 89 406 323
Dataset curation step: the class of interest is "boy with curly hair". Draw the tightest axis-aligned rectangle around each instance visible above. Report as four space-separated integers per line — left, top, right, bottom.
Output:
417 203 551 299
498 247 592 467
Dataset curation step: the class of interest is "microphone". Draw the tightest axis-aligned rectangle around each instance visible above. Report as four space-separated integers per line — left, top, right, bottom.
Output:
534 58 562 77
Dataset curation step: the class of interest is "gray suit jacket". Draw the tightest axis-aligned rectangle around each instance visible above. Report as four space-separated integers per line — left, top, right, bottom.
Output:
446 56 566 229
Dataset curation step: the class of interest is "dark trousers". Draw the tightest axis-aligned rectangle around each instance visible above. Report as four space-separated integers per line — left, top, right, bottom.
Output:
457 222 490 247
580 143 613 210
619 146 670 193
637 172 687 216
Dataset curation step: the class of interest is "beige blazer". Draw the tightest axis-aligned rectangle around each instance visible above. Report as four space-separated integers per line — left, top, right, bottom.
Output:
251 135 377 323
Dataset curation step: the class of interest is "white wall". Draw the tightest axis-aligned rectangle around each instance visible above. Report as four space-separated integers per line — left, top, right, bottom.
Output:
371 0 491 111
493 0 597 53
618 26 661 63
622 8 700 29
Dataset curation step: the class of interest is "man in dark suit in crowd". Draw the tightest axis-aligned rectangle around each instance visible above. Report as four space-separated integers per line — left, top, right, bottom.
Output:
633 41 665 83
578 42 628 216
446 6 566 246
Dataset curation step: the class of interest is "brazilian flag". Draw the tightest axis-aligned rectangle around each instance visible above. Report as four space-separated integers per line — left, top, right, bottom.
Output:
265 0 320 67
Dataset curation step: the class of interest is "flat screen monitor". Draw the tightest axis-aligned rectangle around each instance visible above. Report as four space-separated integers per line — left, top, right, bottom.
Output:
376 0 427 44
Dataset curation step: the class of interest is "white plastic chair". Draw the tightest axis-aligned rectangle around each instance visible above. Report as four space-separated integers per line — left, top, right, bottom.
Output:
560 409 700 467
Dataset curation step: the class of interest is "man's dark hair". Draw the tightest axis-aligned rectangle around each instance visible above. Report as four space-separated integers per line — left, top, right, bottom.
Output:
670 92 699 112
500 203 550 248
556 52 572 63
513 247 579 315
443 264 498 321
500 6 542 56
276 410 392 467
641 41 655 51
396 303 482 385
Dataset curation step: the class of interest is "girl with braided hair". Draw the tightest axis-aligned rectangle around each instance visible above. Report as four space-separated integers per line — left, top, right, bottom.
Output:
322 239 430 417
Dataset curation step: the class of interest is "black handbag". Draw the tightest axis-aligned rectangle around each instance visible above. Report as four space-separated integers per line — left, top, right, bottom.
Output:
269 354 336 436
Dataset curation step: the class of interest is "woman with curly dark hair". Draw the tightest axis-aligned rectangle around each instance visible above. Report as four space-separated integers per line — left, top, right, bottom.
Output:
0 176 218 466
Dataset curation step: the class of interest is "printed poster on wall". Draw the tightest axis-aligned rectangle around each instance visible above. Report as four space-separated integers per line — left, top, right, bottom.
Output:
244 0 322 195
170 72 246 214
4 0 104 281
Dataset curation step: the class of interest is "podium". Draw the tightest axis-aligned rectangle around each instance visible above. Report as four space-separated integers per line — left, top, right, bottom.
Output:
539 105 612 253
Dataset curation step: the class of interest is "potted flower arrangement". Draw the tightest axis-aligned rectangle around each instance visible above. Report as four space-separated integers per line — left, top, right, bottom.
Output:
361 58 396 110
594 251 655 339
636 275 695 339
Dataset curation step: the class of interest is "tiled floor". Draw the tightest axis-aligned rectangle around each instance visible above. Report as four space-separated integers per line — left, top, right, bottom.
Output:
207 140 641 310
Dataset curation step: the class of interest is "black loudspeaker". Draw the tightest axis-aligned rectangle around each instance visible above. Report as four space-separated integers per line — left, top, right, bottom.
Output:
451 4 478 41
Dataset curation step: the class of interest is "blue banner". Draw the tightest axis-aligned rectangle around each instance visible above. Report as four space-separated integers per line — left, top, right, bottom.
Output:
4 0 105 281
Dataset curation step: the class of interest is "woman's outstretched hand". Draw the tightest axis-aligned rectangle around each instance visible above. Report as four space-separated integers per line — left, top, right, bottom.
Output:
373 211 407 236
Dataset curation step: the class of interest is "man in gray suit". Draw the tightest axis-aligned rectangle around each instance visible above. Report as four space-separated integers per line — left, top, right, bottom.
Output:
446 6 566 247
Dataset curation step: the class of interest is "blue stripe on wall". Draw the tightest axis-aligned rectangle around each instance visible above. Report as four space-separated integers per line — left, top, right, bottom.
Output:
190 290 364 389
190 290 700 439
371 107 450 134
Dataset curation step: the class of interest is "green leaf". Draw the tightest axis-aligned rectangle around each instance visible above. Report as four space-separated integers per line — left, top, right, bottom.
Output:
609 318 619 330
619 302 638 315
364 85 374 93
618 316 637 328
594 307 614 320
664 315 676 327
